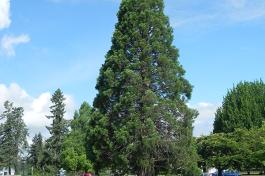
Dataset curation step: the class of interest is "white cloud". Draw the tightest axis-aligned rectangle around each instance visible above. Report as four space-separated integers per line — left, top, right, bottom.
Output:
190 102 220 137
0 1 31 58
0 83 76 140
0 0 11 29
168 0 265 28
0 34 30 56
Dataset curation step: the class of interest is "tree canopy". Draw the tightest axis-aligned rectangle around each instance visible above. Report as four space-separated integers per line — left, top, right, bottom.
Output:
88 0 198 175
197 124 265 175
214 80 265 133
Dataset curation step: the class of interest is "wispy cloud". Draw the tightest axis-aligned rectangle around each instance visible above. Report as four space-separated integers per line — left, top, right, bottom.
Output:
225 0 265 22
0 0 31 57
0 0 11 29
167 0 265 28
0 34 30 57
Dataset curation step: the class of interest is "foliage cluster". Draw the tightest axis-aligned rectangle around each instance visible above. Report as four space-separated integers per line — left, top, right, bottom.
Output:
214 80 265 133
197 125 265 174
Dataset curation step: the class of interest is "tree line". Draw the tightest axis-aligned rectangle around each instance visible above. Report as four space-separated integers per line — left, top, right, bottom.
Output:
1 81 265 175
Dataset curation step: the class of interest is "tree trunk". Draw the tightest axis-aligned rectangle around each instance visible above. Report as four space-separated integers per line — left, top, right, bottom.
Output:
138 170 154 176
8 166 11 175
217 169 223 176
138 170 145 176
14 164 18 175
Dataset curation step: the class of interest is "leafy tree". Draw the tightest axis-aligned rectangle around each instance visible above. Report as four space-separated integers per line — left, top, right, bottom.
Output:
88 0 198 175
197 124 265 175
238 125 265 173
214 80 265 133
197 133 241 176
28 133 44 171
62 102 94 174
0 101 28 175
45 89 68 171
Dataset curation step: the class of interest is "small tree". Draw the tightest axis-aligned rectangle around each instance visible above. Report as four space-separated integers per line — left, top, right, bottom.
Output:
197 133 241 176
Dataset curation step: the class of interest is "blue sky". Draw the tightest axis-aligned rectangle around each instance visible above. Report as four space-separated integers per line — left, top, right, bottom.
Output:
0 0 265 138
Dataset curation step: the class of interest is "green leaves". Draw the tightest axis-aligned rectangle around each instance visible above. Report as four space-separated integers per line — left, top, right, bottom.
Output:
214 80 265 133
61 102 94 173
197 124 265 172
62 148 78 171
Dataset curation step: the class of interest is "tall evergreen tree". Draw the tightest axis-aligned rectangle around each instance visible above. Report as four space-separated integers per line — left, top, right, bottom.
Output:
0 101 28 175
214 80 265 133
46 89 68 170
88 0 198 175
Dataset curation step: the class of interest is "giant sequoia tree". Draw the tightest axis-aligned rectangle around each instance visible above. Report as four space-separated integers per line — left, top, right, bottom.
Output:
214 80 265 133
89 0 198 175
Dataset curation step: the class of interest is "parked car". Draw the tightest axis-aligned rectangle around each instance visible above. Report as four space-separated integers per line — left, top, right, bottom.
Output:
222 170 240 176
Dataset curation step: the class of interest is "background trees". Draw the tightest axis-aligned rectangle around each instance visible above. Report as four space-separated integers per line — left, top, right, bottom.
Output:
197 80 265 175
28 133 44 171
214 80 265 133
88 0 198 175
0 101 28 175
45 89 68 172
197 125 265 175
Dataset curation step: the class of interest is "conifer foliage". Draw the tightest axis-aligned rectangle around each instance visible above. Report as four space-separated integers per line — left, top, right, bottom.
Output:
0 101 28 175
214 80 265 133
29 133 44 170
89 0 198 175
45 89 68 170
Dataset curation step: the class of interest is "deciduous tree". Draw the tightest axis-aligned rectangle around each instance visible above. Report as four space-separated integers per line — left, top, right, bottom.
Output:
62 102 94 173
